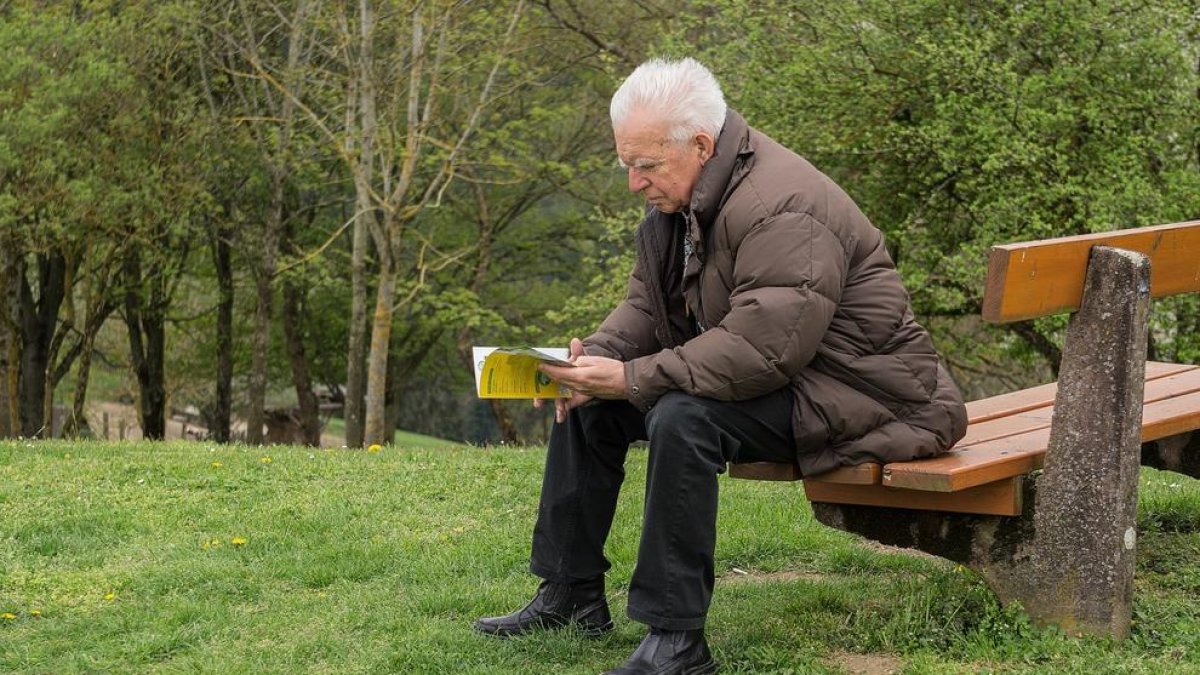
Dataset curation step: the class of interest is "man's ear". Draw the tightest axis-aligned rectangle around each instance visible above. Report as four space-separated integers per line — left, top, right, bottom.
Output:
694 133 716 165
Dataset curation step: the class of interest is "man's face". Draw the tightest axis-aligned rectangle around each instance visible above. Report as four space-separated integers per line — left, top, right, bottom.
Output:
614 111 712 214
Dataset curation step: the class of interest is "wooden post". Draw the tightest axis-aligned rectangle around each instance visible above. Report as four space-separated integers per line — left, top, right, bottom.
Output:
1025 246 1151 638
103 412 110 440
118 417 127 441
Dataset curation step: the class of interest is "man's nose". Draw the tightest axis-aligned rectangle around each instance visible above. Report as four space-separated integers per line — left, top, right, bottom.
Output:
627 169 649 193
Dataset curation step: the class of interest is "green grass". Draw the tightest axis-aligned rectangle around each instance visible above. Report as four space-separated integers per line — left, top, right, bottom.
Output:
2 440 1199 674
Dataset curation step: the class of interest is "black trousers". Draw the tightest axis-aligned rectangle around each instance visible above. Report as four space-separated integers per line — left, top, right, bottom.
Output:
529 388 796 630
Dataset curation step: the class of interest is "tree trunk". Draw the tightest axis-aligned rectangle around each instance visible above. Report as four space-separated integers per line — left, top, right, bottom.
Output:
245 269 271 445
245 187 282 445
363 260 396 446
281 276 321 446
344 0 377 449
42 312 72 438
0 244 17 438
209 221 234 443
18 253 69 437
123 248 167 440
62 294 117 438
64 328 95 438
344 194 370 448
140 303 167 440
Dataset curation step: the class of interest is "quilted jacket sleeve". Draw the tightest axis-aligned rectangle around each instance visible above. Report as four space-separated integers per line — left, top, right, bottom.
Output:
625 212 846 410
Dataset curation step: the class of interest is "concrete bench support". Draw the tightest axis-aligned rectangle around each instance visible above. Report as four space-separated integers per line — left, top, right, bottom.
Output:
1026 246 1150 638
814 246 1153 639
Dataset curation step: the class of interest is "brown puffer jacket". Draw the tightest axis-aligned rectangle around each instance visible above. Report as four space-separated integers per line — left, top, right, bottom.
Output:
584 109 968 476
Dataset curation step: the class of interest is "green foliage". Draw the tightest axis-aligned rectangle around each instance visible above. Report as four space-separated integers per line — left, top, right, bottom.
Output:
545 206 643 344
4 0 1198 440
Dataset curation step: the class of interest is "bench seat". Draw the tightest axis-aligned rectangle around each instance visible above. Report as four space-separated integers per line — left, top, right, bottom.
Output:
729 361 1200 516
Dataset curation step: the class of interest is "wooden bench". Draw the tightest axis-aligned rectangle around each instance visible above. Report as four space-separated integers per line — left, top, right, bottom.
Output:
729 220 1200 638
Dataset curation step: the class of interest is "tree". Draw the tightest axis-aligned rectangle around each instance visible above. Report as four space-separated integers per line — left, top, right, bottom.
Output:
207 0 327 444
0 5 138 437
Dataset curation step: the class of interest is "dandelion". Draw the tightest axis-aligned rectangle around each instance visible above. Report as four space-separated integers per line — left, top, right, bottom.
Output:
367 444 382 453
30 609 41 618
212 461 223 469
231 537 248 547
260 456 272 464
104 592 116 602
1 612 16 621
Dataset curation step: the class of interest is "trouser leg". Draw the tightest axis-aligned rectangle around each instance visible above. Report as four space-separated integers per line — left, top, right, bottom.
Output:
530 399 647 583
627 388 795 630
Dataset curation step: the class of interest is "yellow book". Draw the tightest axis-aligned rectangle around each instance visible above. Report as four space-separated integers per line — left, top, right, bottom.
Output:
472 347 574 399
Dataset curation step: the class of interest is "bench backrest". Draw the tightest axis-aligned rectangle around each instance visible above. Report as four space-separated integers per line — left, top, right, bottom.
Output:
982 220 1200 323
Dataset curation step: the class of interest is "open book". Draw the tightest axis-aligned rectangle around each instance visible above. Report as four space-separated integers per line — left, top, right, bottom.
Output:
472 347 574 399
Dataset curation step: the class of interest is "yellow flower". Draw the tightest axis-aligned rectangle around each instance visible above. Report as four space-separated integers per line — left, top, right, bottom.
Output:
1 612 16 620
367 444 382 453
104 592 116 602
260 456 272 464
30 609 42 617
231 537 247 547
211 461 223 468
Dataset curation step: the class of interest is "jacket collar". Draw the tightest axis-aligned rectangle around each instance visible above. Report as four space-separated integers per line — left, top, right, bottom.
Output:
688 108 753 234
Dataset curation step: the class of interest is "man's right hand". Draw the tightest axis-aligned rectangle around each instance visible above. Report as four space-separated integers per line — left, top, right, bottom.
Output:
533 338 594 423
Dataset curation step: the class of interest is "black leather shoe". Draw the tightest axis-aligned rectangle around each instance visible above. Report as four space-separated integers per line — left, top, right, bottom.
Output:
604 628 717 674
473 578 613 638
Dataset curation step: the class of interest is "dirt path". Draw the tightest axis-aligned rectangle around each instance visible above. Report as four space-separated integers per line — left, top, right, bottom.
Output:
83 402 344 447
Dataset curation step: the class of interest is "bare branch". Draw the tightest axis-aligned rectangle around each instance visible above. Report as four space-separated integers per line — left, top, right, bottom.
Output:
533 0 633 66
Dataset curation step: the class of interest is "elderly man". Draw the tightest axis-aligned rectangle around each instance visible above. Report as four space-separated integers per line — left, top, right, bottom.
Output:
474 58 967 674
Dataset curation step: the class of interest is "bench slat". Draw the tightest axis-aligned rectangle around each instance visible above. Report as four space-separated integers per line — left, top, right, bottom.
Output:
958 365 1200 447
727 462 802 481
964 361 1194 424
728 461 879 483
982 220 1200 323
799 463 880 484
884 387 1200 491
728 362 1197 488
803 476 1023 517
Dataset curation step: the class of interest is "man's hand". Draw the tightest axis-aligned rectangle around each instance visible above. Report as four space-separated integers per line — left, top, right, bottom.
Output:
533 337 627 423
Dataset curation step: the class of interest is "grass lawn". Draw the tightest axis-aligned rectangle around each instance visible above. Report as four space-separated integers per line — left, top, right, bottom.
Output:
2 440 1199 674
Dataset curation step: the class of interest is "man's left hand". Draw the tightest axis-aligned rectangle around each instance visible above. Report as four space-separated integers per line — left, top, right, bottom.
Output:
540 355 627 401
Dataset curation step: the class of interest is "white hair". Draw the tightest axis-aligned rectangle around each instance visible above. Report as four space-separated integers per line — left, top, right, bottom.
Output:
610 57 727 144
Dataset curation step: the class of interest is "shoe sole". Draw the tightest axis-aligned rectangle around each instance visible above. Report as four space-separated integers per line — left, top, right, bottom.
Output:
473 618 614 639
578 619 615 637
